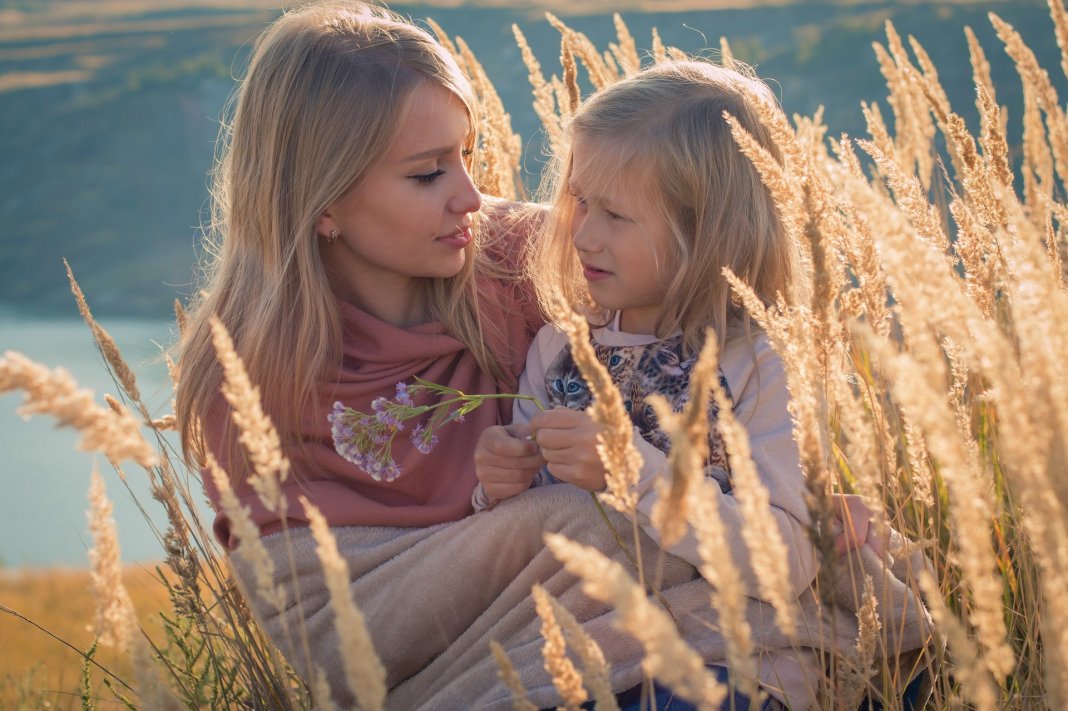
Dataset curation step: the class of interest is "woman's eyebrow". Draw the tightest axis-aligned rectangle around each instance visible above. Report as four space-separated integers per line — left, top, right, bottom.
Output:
400 145 454 162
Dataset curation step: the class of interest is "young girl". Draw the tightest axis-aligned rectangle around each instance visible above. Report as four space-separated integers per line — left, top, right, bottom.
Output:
474 60 821 709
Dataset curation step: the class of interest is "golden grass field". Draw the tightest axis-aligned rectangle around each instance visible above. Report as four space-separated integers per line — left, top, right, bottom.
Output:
3 0 1068 709
0 566 172 709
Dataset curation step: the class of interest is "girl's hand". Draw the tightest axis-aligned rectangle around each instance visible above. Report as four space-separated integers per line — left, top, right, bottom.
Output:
528 408 607 492
474 424 545 502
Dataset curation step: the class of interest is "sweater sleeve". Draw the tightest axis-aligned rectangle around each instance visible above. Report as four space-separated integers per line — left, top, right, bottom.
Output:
471 325 566 512
633 331 818 600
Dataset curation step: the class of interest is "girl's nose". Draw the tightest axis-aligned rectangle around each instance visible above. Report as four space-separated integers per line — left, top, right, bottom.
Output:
571 219 600 253
449 168 482 215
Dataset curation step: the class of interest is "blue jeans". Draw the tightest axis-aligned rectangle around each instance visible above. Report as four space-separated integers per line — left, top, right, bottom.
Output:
593 666 763 711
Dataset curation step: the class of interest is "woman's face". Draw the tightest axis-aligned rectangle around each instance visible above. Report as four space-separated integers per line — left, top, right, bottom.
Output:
317 81 481 325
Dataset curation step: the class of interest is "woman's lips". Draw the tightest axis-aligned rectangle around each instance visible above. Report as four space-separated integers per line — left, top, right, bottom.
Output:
436 225 472 249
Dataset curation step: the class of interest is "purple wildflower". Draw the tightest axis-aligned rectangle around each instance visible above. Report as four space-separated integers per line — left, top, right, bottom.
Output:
395 382 413 407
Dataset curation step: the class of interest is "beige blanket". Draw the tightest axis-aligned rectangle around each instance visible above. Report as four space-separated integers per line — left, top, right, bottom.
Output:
231 484 933 710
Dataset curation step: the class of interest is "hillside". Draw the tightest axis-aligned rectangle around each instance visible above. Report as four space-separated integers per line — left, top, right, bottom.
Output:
0 0 1062 317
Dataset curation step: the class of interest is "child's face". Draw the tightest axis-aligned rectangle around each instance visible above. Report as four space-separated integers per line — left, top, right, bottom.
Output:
568 136 675 335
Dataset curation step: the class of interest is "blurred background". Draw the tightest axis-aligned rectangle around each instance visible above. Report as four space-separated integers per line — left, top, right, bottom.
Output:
0 0 1062 568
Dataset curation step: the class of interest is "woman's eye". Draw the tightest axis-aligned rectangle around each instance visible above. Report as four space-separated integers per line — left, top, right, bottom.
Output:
410 170 445 185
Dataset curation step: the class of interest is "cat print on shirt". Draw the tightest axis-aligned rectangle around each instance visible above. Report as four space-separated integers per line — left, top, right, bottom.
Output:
543 333 734 493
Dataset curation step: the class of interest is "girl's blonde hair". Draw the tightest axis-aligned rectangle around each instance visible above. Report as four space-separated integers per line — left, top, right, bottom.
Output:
532 60 795 355
176 1 506 474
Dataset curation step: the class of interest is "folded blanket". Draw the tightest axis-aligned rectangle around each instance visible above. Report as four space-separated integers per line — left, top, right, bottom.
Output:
230 484 933 710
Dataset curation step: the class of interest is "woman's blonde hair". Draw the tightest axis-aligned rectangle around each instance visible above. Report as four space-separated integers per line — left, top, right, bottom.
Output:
176 1 506 473
531 59 796 355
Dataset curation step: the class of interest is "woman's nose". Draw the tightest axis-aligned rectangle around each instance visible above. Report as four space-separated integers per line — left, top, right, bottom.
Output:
449 169 482 215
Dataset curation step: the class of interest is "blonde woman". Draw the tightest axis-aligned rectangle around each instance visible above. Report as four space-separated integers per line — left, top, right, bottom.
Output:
174 0 553 705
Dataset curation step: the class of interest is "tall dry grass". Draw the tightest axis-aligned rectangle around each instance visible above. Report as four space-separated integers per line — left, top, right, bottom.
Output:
3 3 1068 709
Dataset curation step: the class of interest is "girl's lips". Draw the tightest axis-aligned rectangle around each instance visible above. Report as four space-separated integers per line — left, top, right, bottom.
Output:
436 225 472 249
583 264 612 282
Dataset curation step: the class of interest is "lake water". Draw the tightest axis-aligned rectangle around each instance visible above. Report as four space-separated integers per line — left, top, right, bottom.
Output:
0 317 207 568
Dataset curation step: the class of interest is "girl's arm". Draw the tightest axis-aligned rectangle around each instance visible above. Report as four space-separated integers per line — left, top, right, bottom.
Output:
471 326 562 510
632 331 817 600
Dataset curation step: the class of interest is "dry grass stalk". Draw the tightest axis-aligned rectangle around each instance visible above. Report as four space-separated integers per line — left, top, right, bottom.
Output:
1022 81 1056 214
538 587 619 710
719 36 734 68
204 452 286 614
546 13 614 90
544 533 727 710
835 574 880 711
513 24 565 154
209 316 289 510
918 573 999 711
301 496 387 711
0 350 157 467
705 339 798 638
312 669 340 711
65 260 144 410
532 585 588 710
856 139 950 253
856 324 1014 681
490 640 539 711
87 466 139 653
976 82 1013 190
646 333 719 548
992 12 1068 191
724 112 802 246
860 100 896 167
455 35 523 201
645 369 761 699
549 294 641 514
561 41 580 115
828 369 890 509
1048 0 1068 87
609 13 639 77
721 273 838 588
837 199 893 338
947 197 999 317
651 27 666 63
151 414 177 430
965 26 996 113
872 26 934 188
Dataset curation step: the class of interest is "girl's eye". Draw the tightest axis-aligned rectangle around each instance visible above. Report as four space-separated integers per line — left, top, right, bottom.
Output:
411 169 445 185
606 209 626 221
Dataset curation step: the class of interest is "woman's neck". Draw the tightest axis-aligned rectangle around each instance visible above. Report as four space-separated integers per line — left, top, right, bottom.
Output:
328 269 428 328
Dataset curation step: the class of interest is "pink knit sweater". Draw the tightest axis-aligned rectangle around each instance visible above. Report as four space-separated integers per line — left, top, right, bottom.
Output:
203 212 544 549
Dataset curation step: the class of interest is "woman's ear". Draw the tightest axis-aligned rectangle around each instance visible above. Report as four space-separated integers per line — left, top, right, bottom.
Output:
315 210 337 239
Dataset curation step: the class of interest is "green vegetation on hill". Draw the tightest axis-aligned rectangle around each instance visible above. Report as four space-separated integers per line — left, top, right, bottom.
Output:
0 0 1061 318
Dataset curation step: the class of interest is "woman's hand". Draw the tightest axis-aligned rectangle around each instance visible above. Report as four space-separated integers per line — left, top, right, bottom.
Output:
474 423 545 502
528 408 607 492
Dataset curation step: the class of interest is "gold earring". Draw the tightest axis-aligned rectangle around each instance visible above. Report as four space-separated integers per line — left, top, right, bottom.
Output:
327 229 341 245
